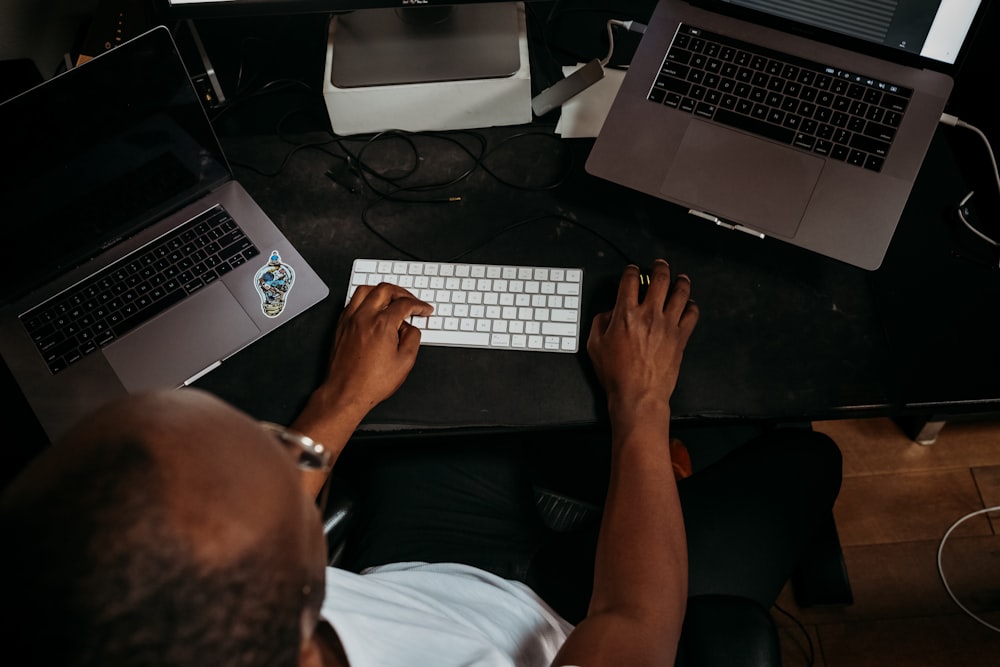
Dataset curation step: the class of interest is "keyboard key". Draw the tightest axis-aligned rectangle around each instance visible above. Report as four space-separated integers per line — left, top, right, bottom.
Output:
714 108 796 144
420 329 492 347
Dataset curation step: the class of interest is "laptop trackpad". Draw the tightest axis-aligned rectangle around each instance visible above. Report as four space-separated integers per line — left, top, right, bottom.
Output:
104 282 260 392
660 120 823 238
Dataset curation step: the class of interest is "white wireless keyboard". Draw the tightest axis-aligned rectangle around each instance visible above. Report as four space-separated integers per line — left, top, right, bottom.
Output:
347 259 584 353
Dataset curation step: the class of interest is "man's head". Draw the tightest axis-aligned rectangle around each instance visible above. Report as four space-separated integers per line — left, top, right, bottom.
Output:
1 389 329 667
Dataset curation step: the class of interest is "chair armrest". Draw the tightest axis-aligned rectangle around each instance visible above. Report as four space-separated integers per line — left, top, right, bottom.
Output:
321 480 358 567
676 594 781 667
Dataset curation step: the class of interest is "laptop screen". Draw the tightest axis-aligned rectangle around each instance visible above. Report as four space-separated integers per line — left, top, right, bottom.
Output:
0 27 231 306
720 0 981 65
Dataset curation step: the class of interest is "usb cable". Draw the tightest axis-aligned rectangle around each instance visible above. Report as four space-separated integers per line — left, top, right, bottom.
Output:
940 113 1000 259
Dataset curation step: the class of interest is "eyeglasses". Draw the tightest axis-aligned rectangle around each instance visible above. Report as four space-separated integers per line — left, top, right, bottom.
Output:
258 422 333 473
259 422 333 618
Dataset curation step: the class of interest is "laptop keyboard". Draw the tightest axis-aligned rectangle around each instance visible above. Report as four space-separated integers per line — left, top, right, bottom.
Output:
347 259 584 353
20 205 260 374
648 24 912 172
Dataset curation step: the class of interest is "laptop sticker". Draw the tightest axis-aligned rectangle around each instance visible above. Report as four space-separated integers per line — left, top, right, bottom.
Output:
254 250 296 318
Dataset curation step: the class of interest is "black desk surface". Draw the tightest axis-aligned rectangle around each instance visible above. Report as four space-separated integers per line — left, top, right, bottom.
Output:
194 126 892 430
3 9 1000 472
192 120 999 430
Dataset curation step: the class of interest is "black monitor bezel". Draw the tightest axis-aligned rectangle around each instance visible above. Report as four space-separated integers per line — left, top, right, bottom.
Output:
156 0 533 20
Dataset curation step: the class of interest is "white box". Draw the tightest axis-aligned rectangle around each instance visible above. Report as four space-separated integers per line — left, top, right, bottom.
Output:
322 3 532 135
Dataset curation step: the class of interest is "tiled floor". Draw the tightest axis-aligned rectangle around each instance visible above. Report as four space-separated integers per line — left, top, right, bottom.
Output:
775 418 1000 666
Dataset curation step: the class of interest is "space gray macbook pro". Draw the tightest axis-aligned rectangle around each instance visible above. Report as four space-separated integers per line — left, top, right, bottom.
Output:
586 0 984 270
0 25 329 441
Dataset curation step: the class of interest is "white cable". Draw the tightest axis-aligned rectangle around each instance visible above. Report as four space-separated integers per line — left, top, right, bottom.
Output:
956 119 1000 187
936 505 1000 633
604 19 647 67
602 20 618 66
957 191 998 247
941 115 1000 261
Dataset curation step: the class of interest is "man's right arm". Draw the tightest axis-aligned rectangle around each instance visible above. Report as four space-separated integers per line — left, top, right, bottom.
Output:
552 260 698 667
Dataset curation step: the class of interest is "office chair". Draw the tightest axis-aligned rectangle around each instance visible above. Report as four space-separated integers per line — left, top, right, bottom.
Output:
320 482 782 667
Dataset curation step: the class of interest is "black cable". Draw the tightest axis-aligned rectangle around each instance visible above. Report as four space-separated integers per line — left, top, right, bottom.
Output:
359 204 636 266
340 128 596 260
223 107 632 264
209 77 316 125
227 134 345 178
477 130 574 190
352 130 486 203
446 211 636 264
772 603 815 667
346 128 573 199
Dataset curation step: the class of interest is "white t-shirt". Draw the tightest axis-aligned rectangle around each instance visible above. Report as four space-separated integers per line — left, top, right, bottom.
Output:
321 562 576 667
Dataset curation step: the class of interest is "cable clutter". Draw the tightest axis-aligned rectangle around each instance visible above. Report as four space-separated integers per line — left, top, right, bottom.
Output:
230 123 638 263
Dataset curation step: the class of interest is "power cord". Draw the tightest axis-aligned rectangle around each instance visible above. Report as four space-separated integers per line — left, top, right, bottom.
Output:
605 18 646 65
936 505 1000 633
940 113 1000 264
772 603 815 666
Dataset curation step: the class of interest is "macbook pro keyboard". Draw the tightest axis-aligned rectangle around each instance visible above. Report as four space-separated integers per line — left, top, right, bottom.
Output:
348 259 584 353
20 205 260 374
648 23 911 172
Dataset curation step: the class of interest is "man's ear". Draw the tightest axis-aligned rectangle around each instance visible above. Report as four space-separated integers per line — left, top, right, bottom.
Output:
298 634 326 667
301 617 350 667
298 606 326 667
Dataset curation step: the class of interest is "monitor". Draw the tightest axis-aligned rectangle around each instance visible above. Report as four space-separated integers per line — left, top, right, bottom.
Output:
158 1 530 87
159 0 517 19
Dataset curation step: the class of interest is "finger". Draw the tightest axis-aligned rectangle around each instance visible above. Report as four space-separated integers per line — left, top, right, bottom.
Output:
383 294 434 325
397 320 423 357
358 282 424 314
589 310 612 337
680 300 699 331
675 301 700 349
643 259 672 309
586 310 611 352
343 285 373 316
614 265 642 311
664 274 692 322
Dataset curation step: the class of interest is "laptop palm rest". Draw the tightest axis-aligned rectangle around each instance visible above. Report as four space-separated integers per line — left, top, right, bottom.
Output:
659 120 823 238
103 282 260 392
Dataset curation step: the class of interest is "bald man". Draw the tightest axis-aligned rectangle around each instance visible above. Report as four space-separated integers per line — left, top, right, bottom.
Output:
1 260 841 667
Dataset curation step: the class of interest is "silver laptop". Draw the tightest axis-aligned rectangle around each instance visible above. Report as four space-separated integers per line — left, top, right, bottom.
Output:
586 0 984 270
0 26 329 441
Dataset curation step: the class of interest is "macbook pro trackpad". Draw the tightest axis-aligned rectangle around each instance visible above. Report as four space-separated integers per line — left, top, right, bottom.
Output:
104 282 260 392
660 120 823 238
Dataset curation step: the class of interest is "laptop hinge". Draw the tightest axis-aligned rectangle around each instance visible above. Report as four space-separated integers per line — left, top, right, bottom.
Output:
688 209 765 239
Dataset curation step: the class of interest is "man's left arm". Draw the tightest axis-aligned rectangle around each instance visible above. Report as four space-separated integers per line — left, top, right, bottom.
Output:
291 283 432 497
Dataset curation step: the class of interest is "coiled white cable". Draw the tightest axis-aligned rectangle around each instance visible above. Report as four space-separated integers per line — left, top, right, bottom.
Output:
936 505 1000 633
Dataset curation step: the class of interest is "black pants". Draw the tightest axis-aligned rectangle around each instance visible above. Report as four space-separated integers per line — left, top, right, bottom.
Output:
341 427 842 624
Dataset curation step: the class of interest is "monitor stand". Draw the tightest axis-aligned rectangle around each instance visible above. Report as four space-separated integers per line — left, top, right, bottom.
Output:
329 3 521 88
323 2 532 134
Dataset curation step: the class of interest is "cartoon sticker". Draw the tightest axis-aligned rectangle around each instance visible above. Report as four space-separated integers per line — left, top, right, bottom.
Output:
254 250 296 318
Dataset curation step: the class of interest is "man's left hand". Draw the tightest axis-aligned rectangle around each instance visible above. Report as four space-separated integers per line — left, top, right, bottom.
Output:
324 283 434 413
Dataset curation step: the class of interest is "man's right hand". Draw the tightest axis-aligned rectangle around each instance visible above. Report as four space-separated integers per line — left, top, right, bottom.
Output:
586 259 699 416
554 259 697 667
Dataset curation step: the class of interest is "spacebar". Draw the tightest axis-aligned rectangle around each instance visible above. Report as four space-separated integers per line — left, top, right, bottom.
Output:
418 329 492 347
713 109 795 144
